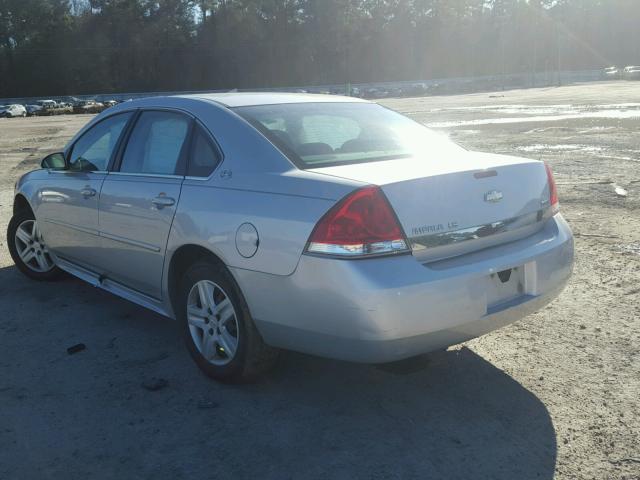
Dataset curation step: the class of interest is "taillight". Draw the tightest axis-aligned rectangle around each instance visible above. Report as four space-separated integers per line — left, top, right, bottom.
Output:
545 162 560 214
306 186 409 257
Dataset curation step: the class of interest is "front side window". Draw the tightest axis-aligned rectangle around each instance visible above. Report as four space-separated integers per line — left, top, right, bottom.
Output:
120 111 191 175
69 112 132 172
234 102 463 169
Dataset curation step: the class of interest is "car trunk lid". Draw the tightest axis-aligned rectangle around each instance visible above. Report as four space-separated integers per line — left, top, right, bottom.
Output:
308 151 552 262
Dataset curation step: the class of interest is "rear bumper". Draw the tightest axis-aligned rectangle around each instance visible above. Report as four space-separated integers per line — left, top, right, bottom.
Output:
232 214 574 363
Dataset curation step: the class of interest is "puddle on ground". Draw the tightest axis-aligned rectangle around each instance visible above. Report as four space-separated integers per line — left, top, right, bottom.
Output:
576 126 618 134
516 144 620 154
512 144 638 162
517 144 594 152
427 103 640 128
600 154 636 162
618 243 640 255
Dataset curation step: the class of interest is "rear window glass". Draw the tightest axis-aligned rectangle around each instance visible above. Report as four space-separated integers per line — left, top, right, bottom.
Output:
234 102 462 169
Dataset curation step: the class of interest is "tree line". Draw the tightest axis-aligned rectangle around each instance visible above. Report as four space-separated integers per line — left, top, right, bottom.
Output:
1 0 639 98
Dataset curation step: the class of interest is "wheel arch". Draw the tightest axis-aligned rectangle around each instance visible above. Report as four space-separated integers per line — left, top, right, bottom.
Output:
167 244 229 315
13 193 33 216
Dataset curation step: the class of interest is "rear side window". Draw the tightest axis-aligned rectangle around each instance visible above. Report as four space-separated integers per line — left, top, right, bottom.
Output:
187 126 221 177
69 112 132 172
120 111 191 175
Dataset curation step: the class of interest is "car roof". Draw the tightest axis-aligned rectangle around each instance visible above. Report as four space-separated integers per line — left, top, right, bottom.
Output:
178 92 369 108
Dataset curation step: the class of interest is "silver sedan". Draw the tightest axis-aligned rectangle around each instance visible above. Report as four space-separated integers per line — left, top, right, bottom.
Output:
7 93 574 382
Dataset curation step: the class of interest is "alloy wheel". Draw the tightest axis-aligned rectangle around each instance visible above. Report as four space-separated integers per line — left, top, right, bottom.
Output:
14 219 55 273
187 280 239 366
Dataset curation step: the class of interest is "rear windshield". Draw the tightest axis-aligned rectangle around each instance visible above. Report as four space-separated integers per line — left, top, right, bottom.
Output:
234 102 462 169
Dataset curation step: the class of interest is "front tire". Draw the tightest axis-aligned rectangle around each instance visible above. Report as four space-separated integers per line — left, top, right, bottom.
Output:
7 209 64 281
177 259 278 382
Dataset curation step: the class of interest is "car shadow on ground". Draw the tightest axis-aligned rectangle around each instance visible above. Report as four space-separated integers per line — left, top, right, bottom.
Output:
0 265 556 479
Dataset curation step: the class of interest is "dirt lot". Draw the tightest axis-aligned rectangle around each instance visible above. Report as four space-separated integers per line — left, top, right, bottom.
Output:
0 82 638 479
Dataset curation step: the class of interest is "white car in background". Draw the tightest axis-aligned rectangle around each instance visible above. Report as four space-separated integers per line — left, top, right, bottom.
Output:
603 66 620 79
0 104 27 118
36 99 58 109
623 66 640 80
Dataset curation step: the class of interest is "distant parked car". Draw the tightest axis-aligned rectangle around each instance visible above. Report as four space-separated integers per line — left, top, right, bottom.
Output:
0 104 27 118
72 100 89 113
103 100 119 108
57 103 74 115
604 66 620 79
25 104 42 117
73 100 105 114
428 83 448 95
33 100 72 116
405 83 429 97
34 100 60 116
364 87 386 99
623 66 640 80
60 96 81 105
37 100 58 109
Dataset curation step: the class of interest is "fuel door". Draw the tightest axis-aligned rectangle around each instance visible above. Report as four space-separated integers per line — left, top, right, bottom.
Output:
235 223 259 258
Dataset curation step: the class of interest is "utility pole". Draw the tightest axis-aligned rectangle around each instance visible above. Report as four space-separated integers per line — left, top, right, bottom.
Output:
344 3 351 96
501 13 507 90
531 1 539 88
556 22 562 86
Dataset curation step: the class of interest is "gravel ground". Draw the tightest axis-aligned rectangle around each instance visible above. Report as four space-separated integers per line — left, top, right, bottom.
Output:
0 82 638 479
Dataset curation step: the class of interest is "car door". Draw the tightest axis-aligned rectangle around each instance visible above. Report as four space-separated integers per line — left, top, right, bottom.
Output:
97 110 192 299
38 112 133 270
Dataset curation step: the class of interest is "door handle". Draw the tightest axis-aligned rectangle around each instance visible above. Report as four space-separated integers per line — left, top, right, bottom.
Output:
81 188 97 198
151 195 176 208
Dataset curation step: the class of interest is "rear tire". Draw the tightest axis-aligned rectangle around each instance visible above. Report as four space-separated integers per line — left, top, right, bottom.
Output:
7 208 64 281
177 259 278 383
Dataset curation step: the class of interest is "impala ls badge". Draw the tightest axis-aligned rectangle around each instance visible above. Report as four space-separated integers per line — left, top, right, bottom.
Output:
484 190 503 203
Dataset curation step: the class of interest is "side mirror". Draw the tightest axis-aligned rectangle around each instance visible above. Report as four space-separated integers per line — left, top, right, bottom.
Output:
41 152 67 170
